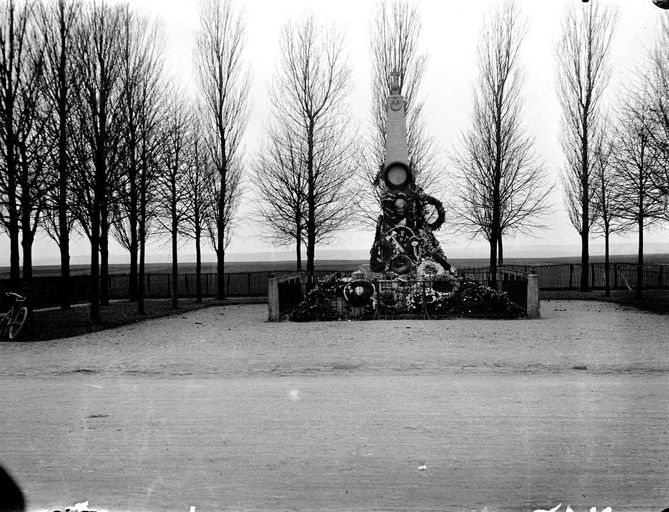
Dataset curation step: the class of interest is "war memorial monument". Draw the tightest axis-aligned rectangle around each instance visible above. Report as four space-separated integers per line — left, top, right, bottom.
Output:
287 73 536 321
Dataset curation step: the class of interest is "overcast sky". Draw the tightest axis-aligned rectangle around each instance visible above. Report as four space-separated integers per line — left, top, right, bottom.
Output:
5 0 669 265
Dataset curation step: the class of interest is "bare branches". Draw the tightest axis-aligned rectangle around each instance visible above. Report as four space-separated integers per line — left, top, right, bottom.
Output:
71 0 125 318
645 16 669 221
556 0 617 291
0 0 46 282
556 2 617 227
453 0 549 272
252 122 307 253
194 0 249 298
256 14 356 276
611 93 665 228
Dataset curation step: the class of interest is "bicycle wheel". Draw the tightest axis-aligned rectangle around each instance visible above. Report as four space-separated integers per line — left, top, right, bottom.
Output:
0 311 11 339
8 307 28 340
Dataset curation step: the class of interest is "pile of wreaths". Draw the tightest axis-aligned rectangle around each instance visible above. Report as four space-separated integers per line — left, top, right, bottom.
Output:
290 279 376 322
290 274 525 321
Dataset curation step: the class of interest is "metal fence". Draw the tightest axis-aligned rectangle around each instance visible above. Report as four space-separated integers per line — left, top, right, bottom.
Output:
1 262 667 309
493 263 669 290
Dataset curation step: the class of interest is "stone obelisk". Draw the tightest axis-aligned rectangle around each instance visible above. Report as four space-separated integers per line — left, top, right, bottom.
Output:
369 71 451 275
385 72 409 167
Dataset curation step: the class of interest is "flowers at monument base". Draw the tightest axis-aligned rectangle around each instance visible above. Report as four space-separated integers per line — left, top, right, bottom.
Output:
290 273 525 321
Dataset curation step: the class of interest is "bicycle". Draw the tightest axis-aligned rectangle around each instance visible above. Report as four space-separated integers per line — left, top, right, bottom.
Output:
0 292 29 340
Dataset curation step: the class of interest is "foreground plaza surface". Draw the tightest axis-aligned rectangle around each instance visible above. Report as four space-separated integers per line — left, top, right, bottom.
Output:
0 301 668 512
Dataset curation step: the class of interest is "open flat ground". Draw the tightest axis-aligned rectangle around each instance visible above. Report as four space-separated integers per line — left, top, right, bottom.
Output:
0 301 668 512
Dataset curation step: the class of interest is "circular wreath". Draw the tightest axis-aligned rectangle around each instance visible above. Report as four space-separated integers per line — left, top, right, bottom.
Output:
343 280 376 308
388 254 414 274
417 259 445 279
422 195 445 230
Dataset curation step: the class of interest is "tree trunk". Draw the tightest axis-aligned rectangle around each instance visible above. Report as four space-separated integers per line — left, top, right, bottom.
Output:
138 155 147 315
604 229 610 297
488 233 498 288
171 213 178 309
306 124 315 285
580 128 590 292
59 219 70 310
129 234 138 301
195 227 202 303
128 169 138 302
57 0 70 310
637 214 644 300
19 156 33 292
216 247 225 300
296 235 302 272
216 144 227 299
7 161 20 285
100 209 109 305
4 85 20 284
138 230 146 315
90 201 100 322
20 223 33 286
497 235 504 265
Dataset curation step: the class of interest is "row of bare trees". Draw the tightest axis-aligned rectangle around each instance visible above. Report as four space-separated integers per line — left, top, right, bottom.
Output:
452 0 669 296
557 1 669 297
4 0 669 318
0 0 245 320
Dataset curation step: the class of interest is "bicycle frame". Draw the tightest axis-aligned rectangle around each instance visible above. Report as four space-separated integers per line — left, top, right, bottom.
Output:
1 292 28 340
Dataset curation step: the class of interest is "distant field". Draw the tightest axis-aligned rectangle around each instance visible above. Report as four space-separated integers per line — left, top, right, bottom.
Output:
1 253 668 277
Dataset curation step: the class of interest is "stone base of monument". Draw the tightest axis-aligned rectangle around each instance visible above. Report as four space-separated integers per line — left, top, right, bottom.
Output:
289 273 527 322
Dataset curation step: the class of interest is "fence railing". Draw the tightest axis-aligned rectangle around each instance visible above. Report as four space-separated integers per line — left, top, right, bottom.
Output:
493 263 669 291
0 262 667 309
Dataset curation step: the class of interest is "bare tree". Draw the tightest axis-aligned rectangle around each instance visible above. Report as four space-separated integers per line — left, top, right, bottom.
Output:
361 0 437 224
611 93 665 299
112 6 164 303
194 0 249 300
591 130 624 297
270 15 357 281
37 0 80 309
556 1 617 291
252 123 307 271
453 0 549 284
645 16 669 221
13 5 48 290
0 0 39 285
156 93 190 309
73 1 124 321
182 119 215 303
136 95 163 315
203 148 242 289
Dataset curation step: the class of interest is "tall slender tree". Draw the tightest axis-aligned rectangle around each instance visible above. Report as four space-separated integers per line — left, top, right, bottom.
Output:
0 0 38 285
157 93 190 309
454 0 549 284
113 6 163 303
252 123 307 271
73 1 123 321
37 0 80 309
12 2 47 290
556 1 617 291
646 16 669 222
194 0 249 300
182 120 214 303
611 93 665 299
591 130 623 297
270 15 357 282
